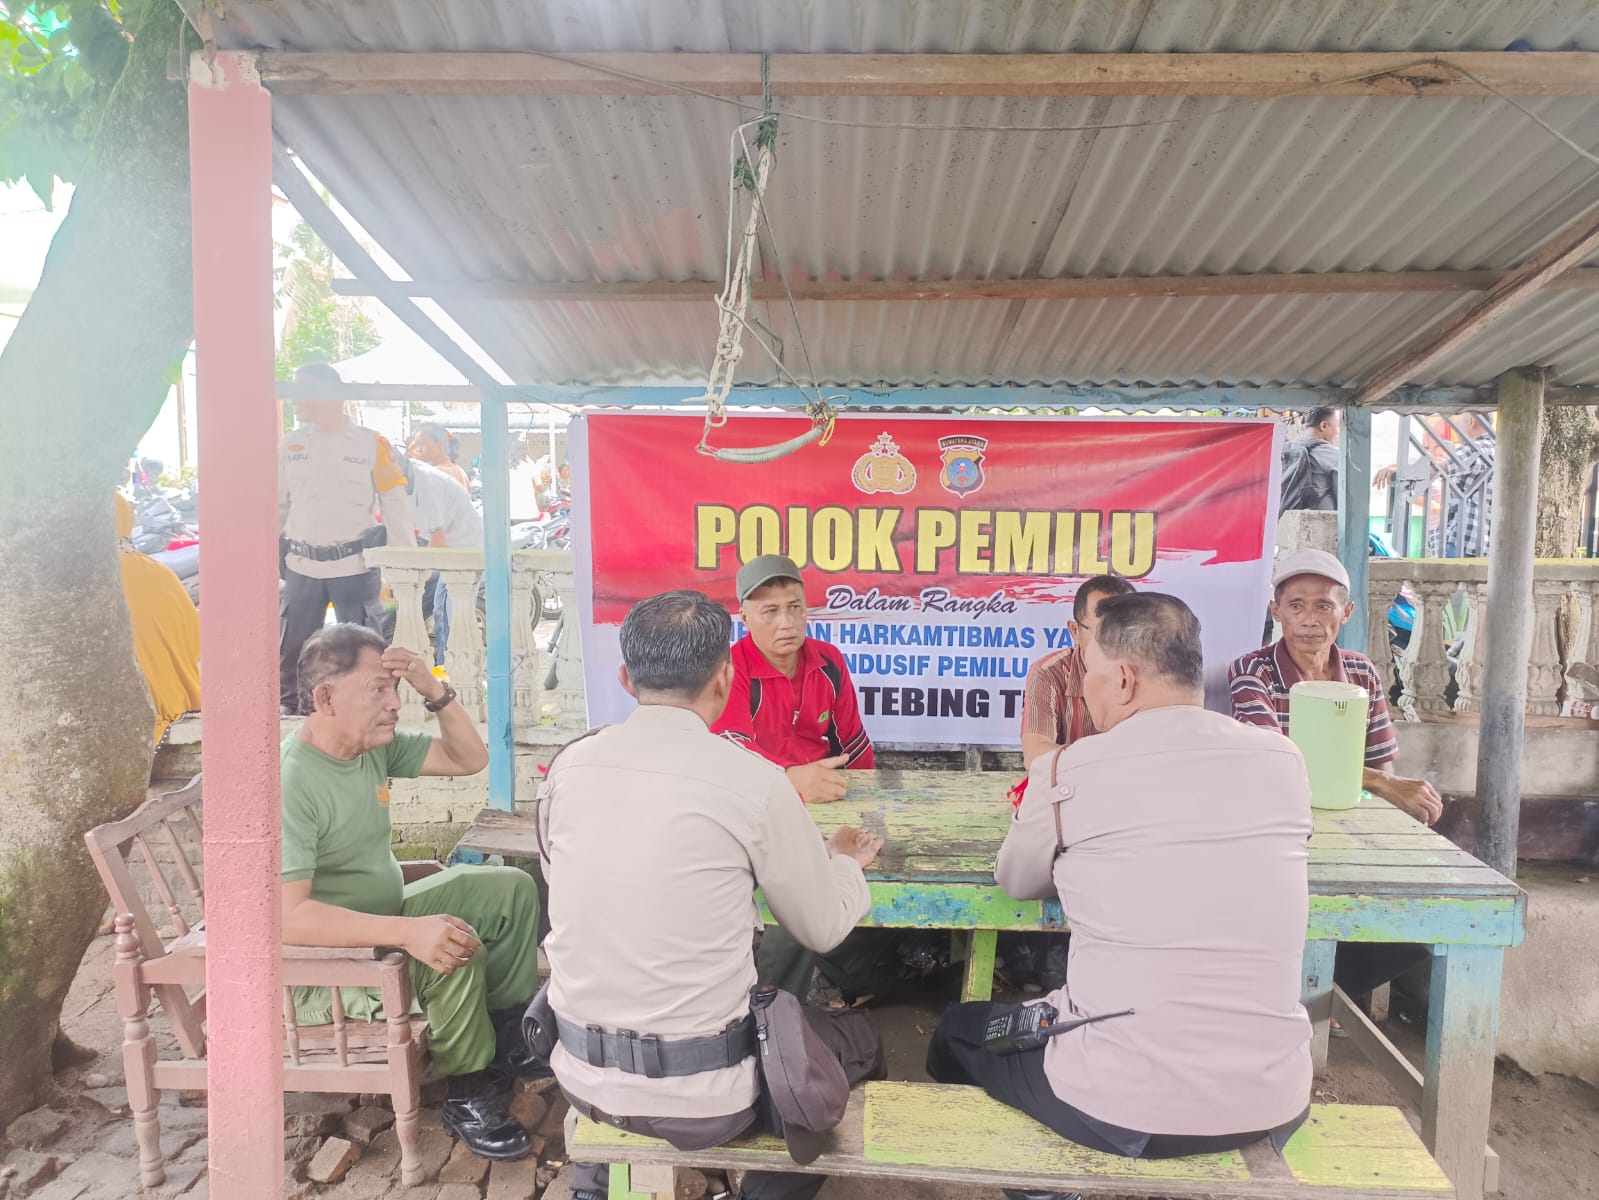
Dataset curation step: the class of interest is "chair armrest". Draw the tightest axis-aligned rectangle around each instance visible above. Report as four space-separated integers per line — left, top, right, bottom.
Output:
280 944 413 990
281 944 389 961
401 860 446 884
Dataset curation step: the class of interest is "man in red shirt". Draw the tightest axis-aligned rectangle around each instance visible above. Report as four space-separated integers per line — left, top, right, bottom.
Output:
713 555 874 803
712 555 894 1000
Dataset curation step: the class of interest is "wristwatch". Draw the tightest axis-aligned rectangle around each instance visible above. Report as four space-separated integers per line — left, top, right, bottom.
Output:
423 683 458 713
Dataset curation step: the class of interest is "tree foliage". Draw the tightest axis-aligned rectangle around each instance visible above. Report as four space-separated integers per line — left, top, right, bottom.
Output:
274 217 381 379
0 0 193 1128
0 1 131 206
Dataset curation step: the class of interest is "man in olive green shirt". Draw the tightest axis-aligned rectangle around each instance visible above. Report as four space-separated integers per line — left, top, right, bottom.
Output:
282 624 541 1163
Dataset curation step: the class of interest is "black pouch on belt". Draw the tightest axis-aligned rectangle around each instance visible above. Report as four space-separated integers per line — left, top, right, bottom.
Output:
750 984 882 1166
521 979 558 1065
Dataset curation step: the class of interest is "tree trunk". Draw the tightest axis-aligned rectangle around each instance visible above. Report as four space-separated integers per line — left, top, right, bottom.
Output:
0 0 193 1128
1534 406 1599 558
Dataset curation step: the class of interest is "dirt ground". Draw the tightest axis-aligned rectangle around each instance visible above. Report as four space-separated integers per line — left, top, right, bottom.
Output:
6 936 1597 1199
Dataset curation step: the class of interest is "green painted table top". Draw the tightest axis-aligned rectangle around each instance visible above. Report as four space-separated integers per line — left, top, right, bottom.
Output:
808 769 1520 899
460 768 1524 944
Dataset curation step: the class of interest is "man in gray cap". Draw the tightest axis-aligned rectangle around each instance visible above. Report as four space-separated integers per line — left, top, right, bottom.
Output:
711 554 874 803
711 554 889 1002
1228 547 1441 825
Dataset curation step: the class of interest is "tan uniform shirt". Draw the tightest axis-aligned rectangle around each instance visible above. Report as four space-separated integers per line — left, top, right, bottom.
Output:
538 704 871 1119
997 704 1313 1137
278 422 413 579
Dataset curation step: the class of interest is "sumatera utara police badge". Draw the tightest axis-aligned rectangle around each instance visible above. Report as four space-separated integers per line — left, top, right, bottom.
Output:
937 434 988 496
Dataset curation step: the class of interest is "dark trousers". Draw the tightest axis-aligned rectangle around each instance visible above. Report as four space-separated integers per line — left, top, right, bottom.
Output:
1335 942 1430 1000
757 926 940 1005
927 1001 1306 1160
279 566 385 711
567 1106 823 1200
567 1005 882 1200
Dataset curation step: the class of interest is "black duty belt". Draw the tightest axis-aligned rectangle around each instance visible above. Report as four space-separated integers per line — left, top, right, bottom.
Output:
555 1014 756 1078
285 526 386 563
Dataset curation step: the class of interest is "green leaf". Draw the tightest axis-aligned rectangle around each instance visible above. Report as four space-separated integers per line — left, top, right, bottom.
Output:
61 59 87 98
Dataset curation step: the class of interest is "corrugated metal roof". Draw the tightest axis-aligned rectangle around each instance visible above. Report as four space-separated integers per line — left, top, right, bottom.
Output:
220 1 1599 388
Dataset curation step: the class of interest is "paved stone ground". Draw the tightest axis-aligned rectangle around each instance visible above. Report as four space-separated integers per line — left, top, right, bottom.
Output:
5 930 1598 1200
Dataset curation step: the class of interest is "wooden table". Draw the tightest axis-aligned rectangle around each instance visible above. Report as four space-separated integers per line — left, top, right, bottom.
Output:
456 767 1522 1200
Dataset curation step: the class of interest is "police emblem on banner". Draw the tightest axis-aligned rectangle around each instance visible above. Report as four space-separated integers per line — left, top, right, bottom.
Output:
851 432 918 495
937 435 988 496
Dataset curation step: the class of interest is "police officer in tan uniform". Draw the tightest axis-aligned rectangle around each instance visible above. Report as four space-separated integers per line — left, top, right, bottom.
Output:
538 590 884 1200
279 363 414 713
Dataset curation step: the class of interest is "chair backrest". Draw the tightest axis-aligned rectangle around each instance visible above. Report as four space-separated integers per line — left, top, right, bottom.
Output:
85 774 208 1056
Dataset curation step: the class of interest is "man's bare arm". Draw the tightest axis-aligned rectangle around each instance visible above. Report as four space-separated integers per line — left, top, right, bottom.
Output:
380 646 489 776
282 879 482 975
1020 728 1061 769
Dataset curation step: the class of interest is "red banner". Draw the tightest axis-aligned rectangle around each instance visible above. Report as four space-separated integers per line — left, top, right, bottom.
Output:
573 411 1280 744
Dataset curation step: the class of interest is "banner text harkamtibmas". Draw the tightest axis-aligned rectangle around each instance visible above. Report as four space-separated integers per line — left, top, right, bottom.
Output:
694 505 1158 577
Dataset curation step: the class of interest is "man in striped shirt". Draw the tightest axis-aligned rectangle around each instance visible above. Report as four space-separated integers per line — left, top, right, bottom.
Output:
1020 574 1137 768
1228 549 1442 825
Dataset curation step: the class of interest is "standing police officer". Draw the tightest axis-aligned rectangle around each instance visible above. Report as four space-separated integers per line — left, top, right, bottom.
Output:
278 362 414 713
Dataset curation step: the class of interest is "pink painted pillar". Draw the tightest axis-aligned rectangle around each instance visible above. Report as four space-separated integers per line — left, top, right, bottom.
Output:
189 52 283 1197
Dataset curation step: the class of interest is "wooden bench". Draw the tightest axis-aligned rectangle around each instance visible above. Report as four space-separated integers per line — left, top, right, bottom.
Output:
572 1081 1454 1199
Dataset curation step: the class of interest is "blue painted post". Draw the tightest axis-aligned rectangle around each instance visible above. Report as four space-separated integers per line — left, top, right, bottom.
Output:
481 386 515 810
1338 406 1372 653
1422 943 1504 1200
1300 940 1338 1073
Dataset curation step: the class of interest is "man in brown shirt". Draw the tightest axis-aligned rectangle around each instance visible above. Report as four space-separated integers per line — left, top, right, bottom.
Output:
931 595 1311 1199
1019 574 1136 768
538 590 885 1200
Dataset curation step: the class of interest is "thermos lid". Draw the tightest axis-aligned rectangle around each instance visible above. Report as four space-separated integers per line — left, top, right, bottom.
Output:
1289 680 1367 702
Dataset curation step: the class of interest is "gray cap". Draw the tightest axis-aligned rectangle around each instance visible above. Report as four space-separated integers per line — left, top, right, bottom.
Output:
1272 547 1350 591
736 554 804 602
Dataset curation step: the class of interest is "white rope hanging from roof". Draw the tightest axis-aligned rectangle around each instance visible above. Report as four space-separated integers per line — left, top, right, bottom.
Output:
693 58 841 464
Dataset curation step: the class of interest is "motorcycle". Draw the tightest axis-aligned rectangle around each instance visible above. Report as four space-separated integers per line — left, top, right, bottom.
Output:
129 481 201 608
151 543 201 609
1369 531 1416 650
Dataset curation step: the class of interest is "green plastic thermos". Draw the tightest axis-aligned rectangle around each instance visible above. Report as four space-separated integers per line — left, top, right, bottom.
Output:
1288 680 1369 810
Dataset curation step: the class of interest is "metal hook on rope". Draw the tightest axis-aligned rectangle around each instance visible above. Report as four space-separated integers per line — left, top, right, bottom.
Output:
692 56 840 464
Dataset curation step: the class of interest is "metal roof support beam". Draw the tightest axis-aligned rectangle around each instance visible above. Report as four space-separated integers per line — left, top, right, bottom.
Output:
1352 203 1599 406
268 141 518 808
273 382 1599 412
270 140 503 392
330 268 1599 304
255 50 1599 98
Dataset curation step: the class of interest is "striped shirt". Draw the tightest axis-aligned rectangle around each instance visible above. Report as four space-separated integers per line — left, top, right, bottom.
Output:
1227 641 1396 768
1020 646 1095 750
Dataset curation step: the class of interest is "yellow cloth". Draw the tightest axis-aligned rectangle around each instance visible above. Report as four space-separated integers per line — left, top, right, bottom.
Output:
115 494 202 742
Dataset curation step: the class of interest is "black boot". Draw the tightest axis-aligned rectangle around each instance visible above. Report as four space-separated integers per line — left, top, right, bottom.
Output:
442 1069 534 1161
485 1005 552 1091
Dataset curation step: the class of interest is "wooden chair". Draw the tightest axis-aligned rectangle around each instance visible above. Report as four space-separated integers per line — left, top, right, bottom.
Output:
84 775 436 1188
